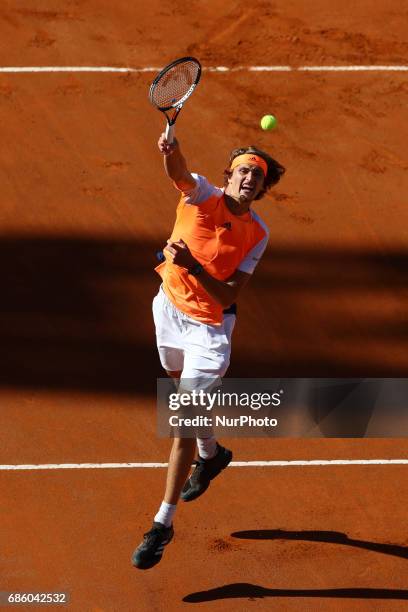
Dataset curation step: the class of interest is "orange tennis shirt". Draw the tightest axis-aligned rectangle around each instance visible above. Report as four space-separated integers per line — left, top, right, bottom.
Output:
155 175 269 325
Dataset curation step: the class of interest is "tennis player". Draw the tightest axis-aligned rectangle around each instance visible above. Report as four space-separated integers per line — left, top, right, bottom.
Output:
132 134 285 569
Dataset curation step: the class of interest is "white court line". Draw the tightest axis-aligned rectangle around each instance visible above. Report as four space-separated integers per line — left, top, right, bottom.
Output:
0 65 408 73
0 66 144 73
299 65 408 72
0 460 407 471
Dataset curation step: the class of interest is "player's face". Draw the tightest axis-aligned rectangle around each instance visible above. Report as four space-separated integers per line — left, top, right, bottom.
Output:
227 164 265 202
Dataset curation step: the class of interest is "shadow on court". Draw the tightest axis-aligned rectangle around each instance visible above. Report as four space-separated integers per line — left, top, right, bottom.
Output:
183 584 408 603
0 235 407 394
231 529 408 560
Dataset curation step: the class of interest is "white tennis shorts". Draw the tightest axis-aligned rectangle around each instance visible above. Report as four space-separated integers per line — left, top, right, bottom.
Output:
152 286 236 379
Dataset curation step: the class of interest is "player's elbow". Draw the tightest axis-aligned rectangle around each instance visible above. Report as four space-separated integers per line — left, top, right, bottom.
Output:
220 298 232 309
220 287 239 309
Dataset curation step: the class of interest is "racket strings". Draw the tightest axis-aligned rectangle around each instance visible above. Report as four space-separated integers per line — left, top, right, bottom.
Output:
151 60 200 109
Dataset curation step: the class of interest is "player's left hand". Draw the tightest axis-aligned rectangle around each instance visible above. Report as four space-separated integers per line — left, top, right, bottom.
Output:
164 239 197 269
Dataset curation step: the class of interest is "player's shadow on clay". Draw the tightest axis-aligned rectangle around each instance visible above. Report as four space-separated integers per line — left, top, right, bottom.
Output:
183 530 408 603
183 584 408 603
231 529 408 559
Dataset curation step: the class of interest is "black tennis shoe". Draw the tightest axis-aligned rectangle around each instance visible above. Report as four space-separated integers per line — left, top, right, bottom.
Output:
131 522 174 570
180 444 233 502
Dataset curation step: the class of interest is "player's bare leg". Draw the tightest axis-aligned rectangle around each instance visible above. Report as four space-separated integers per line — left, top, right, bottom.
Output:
163 370 197 504
132 369 191 569
163 437 197 504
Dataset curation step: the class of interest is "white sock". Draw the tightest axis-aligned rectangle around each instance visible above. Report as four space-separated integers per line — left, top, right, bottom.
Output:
197 436 218 460
154 501 177 528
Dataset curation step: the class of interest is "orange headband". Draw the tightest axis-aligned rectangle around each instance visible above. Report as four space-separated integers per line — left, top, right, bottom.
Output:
230 153 268 177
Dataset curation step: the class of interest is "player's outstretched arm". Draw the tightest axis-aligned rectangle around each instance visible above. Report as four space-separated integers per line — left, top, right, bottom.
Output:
158 133 196 192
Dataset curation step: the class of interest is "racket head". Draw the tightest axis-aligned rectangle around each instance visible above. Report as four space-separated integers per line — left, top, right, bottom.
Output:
149 56 201 113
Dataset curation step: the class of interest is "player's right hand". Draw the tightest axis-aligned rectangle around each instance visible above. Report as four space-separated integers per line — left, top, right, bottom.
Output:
158 133 178 156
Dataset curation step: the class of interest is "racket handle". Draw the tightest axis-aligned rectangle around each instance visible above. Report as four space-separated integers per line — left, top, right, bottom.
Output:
165 122 174 144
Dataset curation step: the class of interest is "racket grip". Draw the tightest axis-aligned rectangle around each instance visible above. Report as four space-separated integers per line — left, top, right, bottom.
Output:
165 123 175 144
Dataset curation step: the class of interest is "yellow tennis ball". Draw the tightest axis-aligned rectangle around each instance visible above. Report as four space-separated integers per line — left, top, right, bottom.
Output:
260 114 277 130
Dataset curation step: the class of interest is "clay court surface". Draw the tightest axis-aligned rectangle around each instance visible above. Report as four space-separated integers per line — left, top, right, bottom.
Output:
1 1 408 610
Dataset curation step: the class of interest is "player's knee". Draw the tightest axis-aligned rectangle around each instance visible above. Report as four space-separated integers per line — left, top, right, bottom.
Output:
166 370 182 379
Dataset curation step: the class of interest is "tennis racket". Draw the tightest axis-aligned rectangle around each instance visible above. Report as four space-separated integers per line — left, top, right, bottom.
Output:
149 56 201 144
